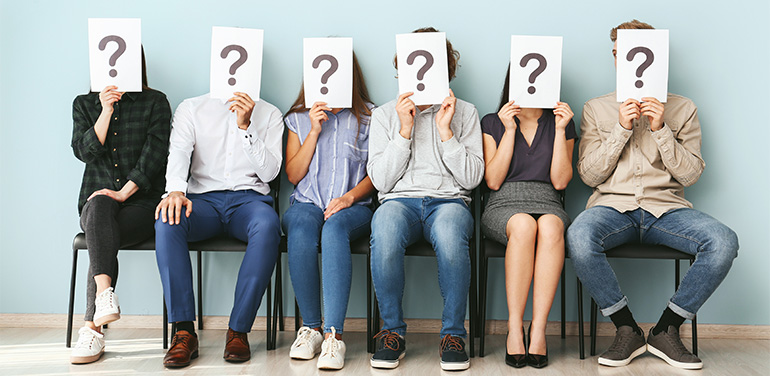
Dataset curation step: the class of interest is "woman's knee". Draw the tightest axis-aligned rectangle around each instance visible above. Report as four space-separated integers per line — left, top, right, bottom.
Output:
506 213 538 242
537 215 565 244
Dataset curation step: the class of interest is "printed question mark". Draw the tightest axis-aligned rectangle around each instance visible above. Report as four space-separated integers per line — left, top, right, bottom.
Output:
312 54 339 95
407 50 434 91
626 47 654 88
519 53 547 94
220 45 248 86
98 35 126 78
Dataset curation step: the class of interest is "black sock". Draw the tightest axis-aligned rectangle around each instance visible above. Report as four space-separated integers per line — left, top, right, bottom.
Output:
609 306 641 335
652 307 686 336
174 321 197 337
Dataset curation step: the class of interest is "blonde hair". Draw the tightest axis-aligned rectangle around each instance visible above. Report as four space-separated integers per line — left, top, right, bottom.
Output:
610 19 655 42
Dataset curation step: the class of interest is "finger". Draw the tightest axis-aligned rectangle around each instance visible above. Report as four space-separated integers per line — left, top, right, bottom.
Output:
319 106 332 112
160 204 168 223
398 92 415 101
186 200 193 217
448 88 455 98
235 92 255 105
174 201 182 225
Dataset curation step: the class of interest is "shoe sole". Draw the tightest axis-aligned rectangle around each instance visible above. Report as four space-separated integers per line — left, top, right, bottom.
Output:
290 349 321 360
370 351 405 369
93 313 120 327
318 361 344 370
647 344 703 370
163 350 199 368
598 345 646 367
440 359 470 371
70 349 104 364
223 355 250 363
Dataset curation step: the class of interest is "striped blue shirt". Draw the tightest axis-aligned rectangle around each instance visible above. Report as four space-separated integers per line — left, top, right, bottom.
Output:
285 104 374 210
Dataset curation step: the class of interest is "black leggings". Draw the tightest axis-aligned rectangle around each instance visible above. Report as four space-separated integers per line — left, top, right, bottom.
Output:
79 195 155 322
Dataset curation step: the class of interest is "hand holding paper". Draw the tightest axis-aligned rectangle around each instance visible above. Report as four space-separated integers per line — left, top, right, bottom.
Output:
553 101 574 131
309 102 331 134
227 92 255 130
641 97 665 131
396 92 416 139
435 89 457 141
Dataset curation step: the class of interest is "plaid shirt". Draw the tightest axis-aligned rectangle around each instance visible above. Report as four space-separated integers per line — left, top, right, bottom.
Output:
71 89 171 213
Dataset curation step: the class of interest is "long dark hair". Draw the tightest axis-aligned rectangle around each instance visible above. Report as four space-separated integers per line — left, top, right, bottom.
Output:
498 63 511 111
284 51 373 129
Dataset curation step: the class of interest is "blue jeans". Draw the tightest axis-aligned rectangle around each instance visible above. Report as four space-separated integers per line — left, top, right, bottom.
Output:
370 198 473 337
154 190 280 333
282 202 372 334
566 206 738 319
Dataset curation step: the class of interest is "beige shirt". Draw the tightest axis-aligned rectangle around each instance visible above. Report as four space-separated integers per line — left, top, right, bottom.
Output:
577 92 705 217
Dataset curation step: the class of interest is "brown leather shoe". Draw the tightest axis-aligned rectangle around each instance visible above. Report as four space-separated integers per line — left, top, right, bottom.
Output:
163 330 199 368
224 328 251 362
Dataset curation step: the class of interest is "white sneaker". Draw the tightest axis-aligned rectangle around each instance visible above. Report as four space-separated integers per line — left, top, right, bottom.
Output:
290 326 323 360
70 327 105 364
93 287 120 327
317 327 346 370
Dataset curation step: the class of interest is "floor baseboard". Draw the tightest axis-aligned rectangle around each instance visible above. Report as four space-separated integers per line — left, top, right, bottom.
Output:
1 314 767 339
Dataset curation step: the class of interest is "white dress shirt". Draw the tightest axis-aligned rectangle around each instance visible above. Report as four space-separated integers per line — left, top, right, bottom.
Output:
165 93 283 195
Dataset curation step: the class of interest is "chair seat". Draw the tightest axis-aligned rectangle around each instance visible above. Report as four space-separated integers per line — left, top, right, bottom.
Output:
73 233 156 251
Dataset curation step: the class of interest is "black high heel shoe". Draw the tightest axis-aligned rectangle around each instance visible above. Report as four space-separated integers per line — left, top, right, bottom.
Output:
526 324 548 368
505 327 527 368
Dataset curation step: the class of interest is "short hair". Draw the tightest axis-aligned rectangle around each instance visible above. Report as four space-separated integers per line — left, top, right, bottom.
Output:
393 26 461 81
610 19 655 42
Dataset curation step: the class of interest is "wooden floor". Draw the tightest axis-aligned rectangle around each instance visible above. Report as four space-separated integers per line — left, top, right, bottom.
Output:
0 328 768 375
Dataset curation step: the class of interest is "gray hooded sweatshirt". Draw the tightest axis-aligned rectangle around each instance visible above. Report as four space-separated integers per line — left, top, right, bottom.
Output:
367 97 484 204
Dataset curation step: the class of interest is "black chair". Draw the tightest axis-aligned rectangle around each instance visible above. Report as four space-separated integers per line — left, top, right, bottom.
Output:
580 244 698 356
476 186 573 357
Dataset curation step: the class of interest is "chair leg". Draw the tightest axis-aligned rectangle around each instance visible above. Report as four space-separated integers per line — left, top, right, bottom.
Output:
66 246 79 348
590 299 597 356
561 265 566 339
276 252 285 332
197 251 203 330
692 315 698 356
163 299 168 349
469 243 476 358
266 277 273 350
367 251 373 353
577 278 585 360
272 261 279 349
479 256 488 357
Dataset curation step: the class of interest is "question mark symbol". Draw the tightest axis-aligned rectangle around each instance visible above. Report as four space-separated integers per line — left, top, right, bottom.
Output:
519 53 547 94
98 35 126 78
312 55 339 95
626 47 654 88
407 50 434 91
220 45 248 86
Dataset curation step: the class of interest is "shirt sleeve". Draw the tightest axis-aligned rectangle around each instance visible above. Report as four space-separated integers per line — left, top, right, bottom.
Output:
576 101 632 187
165 100 196 193
650 102 705 187
439 105 485 190
71 95 106 164
566 118 578 140
126 93 172 192
366 106 412 193
239 106 283 183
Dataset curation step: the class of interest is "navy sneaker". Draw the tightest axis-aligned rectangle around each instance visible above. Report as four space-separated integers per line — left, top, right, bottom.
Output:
439 334 470 371
370 330 406 369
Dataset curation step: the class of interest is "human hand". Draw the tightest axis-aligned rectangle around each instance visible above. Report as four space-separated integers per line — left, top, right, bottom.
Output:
88 188 127 203
396 92 416 139
228 92 255 130
99 85 123 113
154 191 192 225
619 98 641 130
640 97 665 131
553 101 574 131
309 101 331 135
324 194 354 220
435 89 457 141
498 100 521 132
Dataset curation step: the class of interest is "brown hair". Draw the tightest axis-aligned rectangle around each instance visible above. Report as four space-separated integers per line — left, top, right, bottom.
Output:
610 19 655 42
284 51 372 127
393 27 461 81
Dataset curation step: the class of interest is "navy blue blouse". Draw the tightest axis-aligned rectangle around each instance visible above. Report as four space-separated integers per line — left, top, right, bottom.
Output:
481 110 577 184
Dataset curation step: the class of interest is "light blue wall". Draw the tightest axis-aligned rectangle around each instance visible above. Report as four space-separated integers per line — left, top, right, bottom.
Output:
1 0 768 326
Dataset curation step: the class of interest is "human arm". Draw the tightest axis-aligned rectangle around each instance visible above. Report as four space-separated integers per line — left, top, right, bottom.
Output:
483 102 520 190
71 86 123 163
366 103 413 193
285 102 330 185
230 92 283 183
576 100 633 187
323 176 375 220
438 100 485 190
644 97 705 186
550 102 575 190
125 92 172 192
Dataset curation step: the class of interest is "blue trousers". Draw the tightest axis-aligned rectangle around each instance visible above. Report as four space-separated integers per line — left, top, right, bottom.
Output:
282 202 372 334
370 198 472 337
155 190 280 333
567 206 738 319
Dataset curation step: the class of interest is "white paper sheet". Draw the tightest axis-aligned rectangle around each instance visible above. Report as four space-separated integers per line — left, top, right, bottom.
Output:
210 27 263 101
616 29 669 103
396 32 449 106
88 18 141 92
510 35 563 109
303 38 353 108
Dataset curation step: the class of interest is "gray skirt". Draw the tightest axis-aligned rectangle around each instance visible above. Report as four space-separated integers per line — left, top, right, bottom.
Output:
481 181 570 245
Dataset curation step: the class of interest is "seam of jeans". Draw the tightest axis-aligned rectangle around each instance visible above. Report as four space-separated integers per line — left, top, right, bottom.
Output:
599 222 635 248
649 224 705 250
